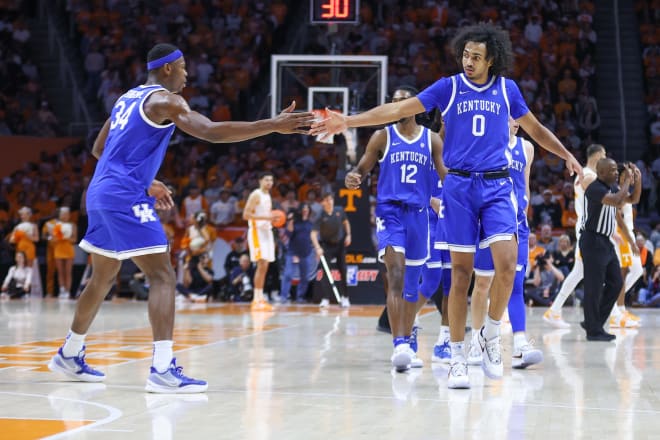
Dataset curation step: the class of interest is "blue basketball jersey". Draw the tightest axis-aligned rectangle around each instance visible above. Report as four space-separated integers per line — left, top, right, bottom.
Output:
377 125 434 207
507 136 529 231
417 74 529 171
87 85 176 210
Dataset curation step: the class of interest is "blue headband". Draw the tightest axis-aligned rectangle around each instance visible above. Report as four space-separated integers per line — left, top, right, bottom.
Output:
147 49 183 70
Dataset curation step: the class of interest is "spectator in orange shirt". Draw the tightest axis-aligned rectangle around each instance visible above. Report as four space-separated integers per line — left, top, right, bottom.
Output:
52 207 77 299
528 233 546 273
9 206 38 265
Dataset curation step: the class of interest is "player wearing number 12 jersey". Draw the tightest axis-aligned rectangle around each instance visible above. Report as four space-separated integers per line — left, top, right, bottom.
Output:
48 43 314 393
345 86 445 372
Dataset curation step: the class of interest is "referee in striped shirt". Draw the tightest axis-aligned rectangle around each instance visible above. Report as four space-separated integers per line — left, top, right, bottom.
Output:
580 158 632 341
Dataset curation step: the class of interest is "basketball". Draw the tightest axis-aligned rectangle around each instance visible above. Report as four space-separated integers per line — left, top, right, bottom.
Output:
271 209 287 228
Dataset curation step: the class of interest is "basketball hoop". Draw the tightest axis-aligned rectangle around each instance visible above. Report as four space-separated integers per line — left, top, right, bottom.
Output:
312 109 357 163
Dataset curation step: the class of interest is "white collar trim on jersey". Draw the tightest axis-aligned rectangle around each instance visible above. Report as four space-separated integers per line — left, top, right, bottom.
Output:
459 73 497 92
392 125 424 144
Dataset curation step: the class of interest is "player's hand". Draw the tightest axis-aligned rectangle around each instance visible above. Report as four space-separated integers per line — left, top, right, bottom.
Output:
310 108 348 141
632 243 640 256
273 101 315 135
565 155 583 185
621 166 633 184
315 247 324 257
345 171 362 189
344 234 351 247
148 180 174 210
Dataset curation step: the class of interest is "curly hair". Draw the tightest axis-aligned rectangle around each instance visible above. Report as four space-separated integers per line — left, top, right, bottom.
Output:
451 23 513 78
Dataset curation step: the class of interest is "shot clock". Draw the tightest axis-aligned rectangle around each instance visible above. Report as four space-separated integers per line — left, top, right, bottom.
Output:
310 0 359 24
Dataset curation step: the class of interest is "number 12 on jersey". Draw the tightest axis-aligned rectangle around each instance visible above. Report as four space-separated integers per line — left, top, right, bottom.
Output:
400 164 417 183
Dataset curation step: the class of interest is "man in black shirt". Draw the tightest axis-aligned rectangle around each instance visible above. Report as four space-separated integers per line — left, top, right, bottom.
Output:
580 158 632 341
224 237 249 278
311 192 352 307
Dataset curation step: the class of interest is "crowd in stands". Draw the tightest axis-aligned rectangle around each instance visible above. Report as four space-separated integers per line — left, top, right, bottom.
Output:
0 1 61 136
635 0 660 217
0 0 658 307
63 0 291 121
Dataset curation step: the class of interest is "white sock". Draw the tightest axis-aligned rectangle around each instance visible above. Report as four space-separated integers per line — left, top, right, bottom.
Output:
450 342 465 362
619 305 627 313
611 303 621 318
483 316 501 341
62 330 86 357
471 327 480 341
254 288 263 302
152 340 173 373
437 325 450 344
513 332 528 351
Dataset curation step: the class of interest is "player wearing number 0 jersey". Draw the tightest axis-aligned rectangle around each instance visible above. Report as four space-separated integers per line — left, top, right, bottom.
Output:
315 24 581 389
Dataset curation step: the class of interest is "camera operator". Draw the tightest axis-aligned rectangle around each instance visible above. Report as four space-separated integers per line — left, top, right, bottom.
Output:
176 252 214 302
525 252 565 306
229 254 255 301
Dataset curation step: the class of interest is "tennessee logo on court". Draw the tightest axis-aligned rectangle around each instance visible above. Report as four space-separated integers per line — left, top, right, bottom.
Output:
132 204 156 223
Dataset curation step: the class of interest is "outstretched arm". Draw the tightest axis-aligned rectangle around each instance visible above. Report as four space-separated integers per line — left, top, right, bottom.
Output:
345 129 387 189
148 95 314 143
311 97 426 138
517 112 583 183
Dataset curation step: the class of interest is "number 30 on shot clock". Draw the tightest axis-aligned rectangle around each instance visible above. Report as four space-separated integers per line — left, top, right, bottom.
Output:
310 0 359 24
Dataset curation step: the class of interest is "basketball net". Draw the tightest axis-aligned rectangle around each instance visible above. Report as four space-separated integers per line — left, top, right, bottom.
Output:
312 109 357 163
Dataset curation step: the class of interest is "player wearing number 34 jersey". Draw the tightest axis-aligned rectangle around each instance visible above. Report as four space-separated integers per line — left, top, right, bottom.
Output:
48 43 315 394
80 84 175 259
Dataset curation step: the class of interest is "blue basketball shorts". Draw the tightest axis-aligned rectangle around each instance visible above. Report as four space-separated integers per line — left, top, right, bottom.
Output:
376 202 429 266
80 201 168 260
440 173 517 252
473 220 529 275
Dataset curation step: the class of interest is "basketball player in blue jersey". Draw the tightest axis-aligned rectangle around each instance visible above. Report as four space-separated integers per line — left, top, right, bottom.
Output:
345 86 445 372
314 23 581 388
470 117 543 369
48 44 314 393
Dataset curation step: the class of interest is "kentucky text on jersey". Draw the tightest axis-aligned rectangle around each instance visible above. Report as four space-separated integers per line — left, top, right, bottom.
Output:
455 100 502 115
389 150 429 166
509 157 524 172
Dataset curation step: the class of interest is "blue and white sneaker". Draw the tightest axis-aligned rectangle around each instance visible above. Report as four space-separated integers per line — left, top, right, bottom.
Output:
145 358 208 394
409 326 420 353
432 340 451 364
48 346 105 382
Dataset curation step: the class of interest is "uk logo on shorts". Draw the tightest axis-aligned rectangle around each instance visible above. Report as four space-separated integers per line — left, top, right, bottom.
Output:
376 217 385 232
132 203 157 223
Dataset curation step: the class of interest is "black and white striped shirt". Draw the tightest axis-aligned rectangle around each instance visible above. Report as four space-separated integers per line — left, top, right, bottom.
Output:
581 179 617 237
